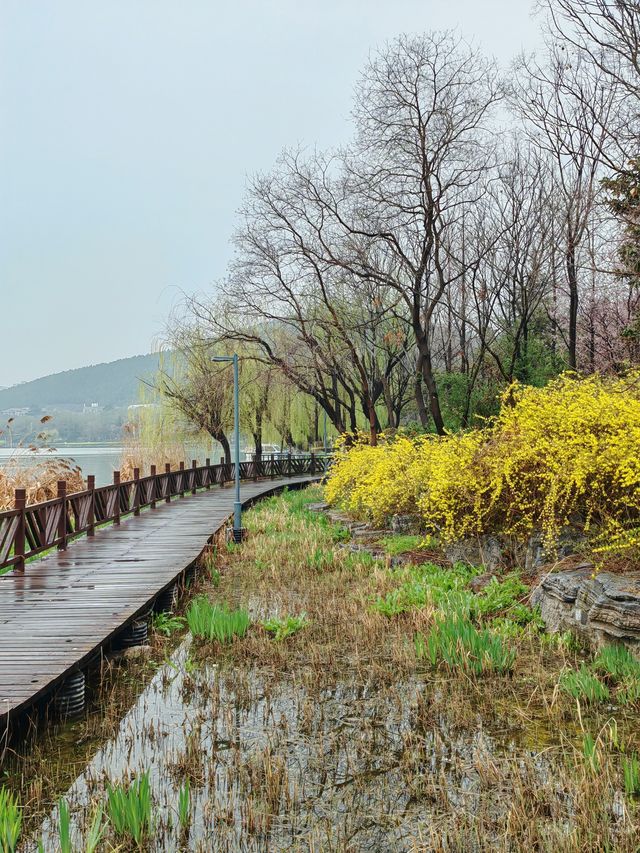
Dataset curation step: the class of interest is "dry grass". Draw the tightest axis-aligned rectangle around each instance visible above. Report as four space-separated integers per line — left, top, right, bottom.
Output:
118 425 189 480
0 452 85 510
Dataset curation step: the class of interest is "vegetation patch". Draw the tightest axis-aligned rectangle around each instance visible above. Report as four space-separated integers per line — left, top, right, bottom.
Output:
185 597 250 643
326 373 640 559
105 773 152 846
416 614 516 676
261 613 308 641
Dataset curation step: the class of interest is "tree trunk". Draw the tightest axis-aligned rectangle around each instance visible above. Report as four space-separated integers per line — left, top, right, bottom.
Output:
216 431 231 466
253 431 262 462
414 354 430 429
566 242 578 370
419 346 445 435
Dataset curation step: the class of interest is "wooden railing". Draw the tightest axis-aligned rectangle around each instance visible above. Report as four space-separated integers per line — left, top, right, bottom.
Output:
0 453 330 574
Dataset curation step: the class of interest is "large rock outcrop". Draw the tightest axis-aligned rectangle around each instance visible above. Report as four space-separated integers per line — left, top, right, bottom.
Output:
531 566 640 650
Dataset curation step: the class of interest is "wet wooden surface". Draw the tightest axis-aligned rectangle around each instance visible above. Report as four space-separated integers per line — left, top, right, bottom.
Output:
0 476 316 721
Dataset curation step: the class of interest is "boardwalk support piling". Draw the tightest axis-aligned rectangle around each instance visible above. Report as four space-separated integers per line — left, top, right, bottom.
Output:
53 670 85 718
118 615 149 648
155 583 177 613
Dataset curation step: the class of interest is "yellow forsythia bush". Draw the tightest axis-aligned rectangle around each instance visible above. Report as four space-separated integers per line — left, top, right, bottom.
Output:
325 374 640 548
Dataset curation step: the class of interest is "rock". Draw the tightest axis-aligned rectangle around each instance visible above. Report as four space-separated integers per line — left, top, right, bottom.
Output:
444 535 504 572
526 527 588 572
307 502 329 512
120 644 154 661
351 528 387 539
531 567 640 651
391 514 421 534
327 510 352 526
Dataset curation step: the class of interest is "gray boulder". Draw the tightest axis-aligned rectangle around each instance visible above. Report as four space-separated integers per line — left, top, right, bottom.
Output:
531 567 640 651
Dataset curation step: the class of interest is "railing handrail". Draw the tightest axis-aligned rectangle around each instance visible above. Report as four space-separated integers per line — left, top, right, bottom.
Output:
0 453 331 574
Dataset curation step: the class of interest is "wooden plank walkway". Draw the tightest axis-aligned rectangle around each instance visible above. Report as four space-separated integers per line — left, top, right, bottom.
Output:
0 475 317 723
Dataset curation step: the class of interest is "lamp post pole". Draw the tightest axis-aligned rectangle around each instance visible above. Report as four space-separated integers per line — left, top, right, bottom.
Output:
212 353 242 541
232 353 241 538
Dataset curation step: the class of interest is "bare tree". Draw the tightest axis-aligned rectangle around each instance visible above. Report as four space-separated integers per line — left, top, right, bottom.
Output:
288 33 502 434
511 44 617 368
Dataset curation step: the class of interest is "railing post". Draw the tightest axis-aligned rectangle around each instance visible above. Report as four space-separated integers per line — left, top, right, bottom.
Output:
133 467 140 516
14 488 26 572
220 456 226 486
179 461 185 498
310 452 316 475
165 463 171 503
87 474 95 537
287 450 292 477
57 480 68 549
192 459 197 495
253 453 258 482
271 453 275 480
150 465 157 509
113 471 121 525
205 458 211 490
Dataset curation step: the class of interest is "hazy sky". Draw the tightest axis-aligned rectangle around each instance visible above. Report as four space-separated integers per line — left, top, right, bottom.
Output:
0 0 541 386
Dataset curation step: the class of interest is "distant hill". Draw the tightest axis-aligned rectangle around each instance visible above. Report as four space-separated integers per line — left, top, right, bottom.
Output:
0 353 165 411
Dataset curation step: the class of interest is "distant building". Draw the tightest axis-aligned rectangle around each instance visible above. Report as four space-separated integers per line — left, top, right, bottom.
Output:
2 407 30 417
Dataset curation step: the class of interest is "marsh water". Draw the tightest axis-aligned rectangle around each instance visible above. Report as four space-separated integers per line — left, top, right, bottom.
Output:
29 639 552 852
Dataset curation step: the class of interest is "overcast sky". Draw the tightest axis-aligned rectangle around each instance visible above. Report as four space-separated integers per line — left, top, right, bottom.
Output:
0 0 541 386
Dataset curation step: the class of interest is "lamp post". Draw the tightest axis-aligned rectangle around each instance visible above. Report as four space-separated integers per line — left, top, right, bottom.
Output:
212 353 242 541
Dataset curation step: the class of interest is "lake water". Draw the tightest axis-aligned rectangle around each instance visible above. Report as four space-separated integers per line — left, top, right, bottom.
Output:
0 445 123 486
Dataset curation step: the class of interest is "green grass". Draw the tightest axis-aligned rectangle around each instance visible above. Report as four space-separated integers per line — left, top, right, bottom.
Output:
106 773 152 846
378 534 434 556
559 644 640 707
372 562 477 617
57 797 71 853
559 665 610 703
261 613 308 641
415 613 515 676
178 780 191 832
186 597 250 643
623 754 640 794
582 733 600 772
593 644 640 683
84 805 106 853
0 788 22 853
469 574 528 619
305 547 334 572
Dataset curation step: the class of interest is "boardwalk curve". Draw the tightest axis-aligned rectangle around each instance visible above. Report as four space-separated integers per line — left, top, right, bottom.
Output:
0 473 319 725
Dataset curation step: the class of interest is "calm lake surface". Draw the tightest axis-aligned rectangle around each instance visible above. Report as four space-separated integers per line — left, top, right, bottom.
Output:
0 445 123 486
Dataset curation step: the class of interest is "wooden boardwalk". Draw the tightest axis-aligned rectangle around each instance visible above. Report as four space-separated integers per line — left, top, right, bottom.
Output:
0 475 316 724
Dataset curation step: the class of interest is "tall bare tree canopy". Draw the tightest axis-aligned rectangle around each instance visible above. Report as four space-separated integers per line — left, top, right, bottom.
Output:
166 13 640 446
